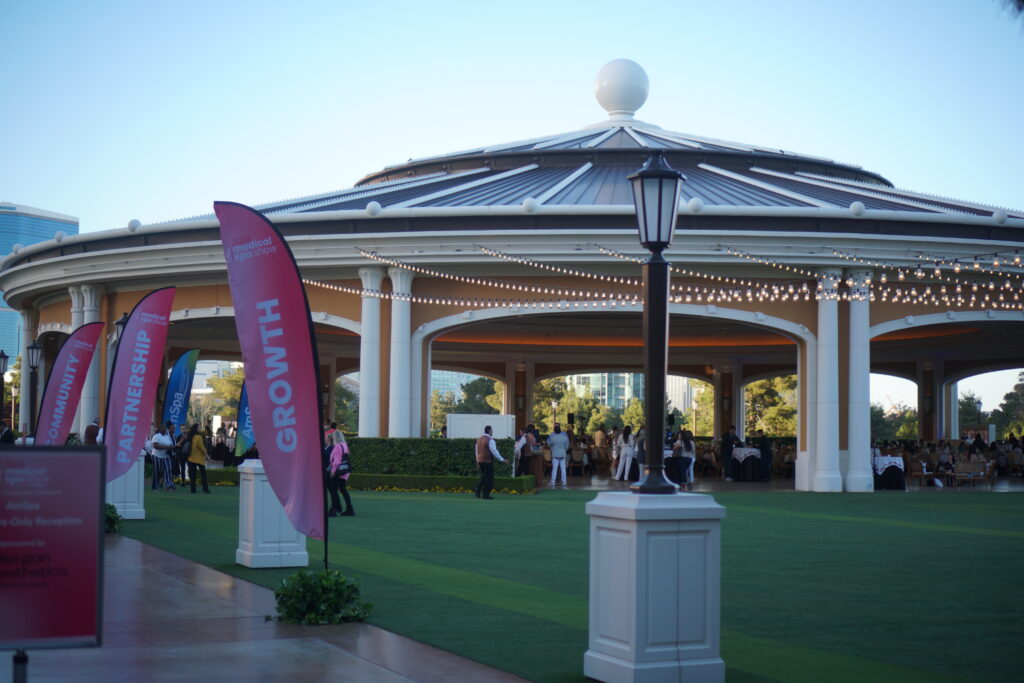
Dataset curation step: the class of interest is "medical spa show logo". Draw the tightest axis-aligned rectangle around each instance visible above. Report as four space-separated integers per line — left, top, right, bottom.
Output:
231 234 277 263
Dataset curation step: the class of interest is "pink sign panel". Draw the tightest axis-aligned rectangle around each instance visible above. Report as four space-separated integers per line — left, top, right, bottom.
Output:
0 447 105 649
214 201 325 540
35 322 105 446
103 287 175 483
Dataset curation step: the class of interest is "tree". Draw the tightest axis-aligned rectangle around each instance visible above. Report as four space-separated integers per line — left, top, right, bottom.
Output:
870 403 889 441
485 381 505 413
2 354 21 425
430 389 458 432
987 372 1024 438
455 377 500 414
958 390 987 436
586 404 622 433
532 377 567 429
744 375 798 436
622 397 645 430
188 393 221 429
692 380 714 436
206 365 245 420
334 379 358 432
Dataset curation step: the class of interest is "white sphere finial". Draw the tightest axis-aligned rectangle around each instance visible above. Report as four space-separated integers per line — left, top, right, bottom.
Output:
595 59 649 119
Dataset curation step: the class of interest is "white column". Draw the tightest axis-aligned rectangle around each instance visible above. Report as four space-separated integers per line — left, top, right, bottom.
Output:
814 270 842 492
19 308 39 434
80 284 105 430
584 492 726 683
945 381 960 438
68 286 85 433
844 270 873 492
387 267 414 437
357 267 384 437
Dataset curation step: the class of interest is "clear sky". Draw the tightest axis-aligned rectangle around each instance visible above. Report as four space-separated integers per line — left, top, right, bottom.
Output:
2 0 1023 406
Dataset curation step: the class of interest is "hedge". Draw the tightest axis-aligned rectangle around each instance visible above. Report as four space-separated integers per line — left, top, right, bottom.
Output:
347 474 535 495
346 438 515 477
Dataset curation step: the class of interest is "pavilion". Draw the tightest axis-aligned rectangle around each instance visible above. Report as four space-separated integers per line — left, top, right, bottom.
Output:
3 60 1022 492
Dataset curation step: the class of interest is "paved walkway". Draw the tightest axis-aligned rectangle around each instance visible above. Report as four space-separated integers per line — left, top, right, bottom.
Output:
9 536 525 683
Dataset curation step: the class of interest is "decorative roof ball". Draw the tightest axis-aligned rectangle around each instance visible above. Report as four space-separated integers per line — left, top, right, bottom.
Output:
12 243 23 254
849 201 866 217
366 201 382 217
594 59 649 117
522 197 539 213
686 197 704 213
993 209 1008 225
127 219 142 232
54 231 67 243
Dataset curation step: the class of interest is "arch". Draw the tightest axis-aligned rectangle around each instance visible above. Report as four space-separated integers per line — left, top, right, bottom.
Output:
414 301 816 349
870 369 917 383
870 309 1024 339
431 364 507 386
170 306 361 334
37 322 72 335
944 362 1024 386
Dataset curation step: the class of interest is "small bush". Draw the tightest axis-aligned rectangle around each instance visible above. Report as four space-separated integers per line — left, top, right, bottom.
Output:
104 503 123 533
348 473 535 494
273 569 372 625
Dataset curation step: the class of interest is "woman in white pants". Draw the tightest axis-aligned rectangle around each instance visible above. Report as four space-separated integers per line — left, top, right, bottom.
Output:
614 425 636 481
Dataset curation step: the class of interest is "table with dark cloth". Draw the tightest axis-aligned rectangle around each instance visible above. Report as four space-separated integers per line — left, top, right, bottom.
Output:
732 448 762 482
872 455 906 490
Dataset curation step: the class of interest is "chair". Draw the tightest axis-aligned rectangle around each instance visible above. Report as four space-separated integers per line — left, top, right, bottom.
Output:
567 448 586 477
954 460 987 489
908 459 931 489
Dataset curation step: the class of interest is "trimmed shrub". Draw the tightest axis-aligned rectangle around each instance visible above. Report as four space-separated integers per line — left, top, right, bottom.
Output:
105 503 123 533
347 437 514 477
347 473 535 495
273 569 372 625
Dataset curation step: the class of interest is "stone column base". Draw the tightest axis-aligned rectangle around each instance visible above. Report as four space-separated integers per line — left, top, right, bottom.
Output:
105 454 146 519
236 459 308 568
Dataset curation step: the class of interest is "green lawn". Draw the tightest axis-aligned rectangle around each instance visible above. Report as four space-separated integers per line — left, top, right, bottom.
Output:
122 488 1024 682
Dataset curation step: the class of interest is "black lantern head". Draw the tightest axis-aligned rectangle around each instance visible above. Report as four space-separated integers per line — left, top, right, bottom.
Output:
628 152 685 252
27 340 42 370
0 349 8 375
114 312 130 343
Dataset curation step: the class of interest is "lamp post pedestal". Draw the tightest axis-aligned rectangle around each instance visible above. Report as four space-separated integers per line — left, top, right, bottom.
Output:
584 492 726 683
105 453 146 519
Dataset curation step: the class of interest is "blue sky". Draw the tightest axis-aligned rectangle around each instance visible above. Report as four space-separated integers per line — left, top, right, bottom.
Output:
2 0 1022 407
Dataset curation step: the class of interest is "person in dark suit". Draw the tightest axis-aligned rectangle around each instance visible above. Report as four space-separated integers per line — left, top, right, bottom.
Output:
721 425 742 481
756 429 772 482
0 420 15 447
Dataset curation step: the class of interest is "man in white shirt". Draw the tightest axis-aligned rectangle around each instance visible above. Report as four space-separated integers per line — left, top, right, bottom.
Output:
150 423 176 491
546 423 571 486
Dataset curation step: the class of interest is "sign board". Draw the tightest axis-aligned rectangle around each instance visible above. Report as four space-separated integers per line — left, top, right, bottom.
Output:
0 447 105 649
446 414 516 439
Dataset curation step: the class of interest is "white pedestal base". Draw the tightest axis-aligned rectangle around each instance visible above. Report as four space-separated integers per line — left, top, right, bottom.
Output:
584 492 726 683
236 459 308 568
105 454 146 519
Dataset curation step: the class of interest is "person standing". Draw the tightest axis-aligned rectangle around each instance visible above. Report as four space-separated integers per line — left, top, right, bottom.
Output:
327 430 354 516
756 429 773 482
83 418 100 445
473 425 506 500
614 426 636 481
150 424 175 490
592 424 610 476
186 424 211 494
0 419 15 447
721 425 742 481
546 423 571 486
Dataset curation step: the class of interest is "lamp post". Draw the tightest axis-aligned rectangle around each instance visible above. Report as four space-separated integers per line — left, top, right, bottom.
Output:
10 384 18 430
27 340 42 436
114 312 130 345
0 349 8 429
628 152 684 494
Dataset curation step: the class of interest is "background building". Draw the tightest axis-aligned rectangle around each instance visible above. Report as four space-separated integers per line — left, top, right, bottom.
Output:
0 202 78 355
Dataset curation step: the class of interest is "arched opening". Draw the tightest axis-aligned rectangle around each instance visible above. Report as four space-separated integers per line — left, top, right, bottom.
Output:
869 373 919 442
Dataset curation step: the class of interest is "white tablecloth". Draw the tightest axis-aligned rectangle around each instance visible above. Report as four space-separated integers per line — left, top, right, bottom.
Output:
872 455 904 475
732 447 761 462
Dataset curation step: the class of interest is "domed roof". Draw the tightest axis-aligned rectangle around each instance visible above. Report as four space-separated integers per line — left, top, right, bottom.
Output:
205 61 1023 222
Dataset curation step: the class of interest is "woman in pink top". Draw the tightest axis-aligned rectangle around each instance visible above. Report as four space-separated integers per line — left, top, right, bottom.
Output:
328 430 354 517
